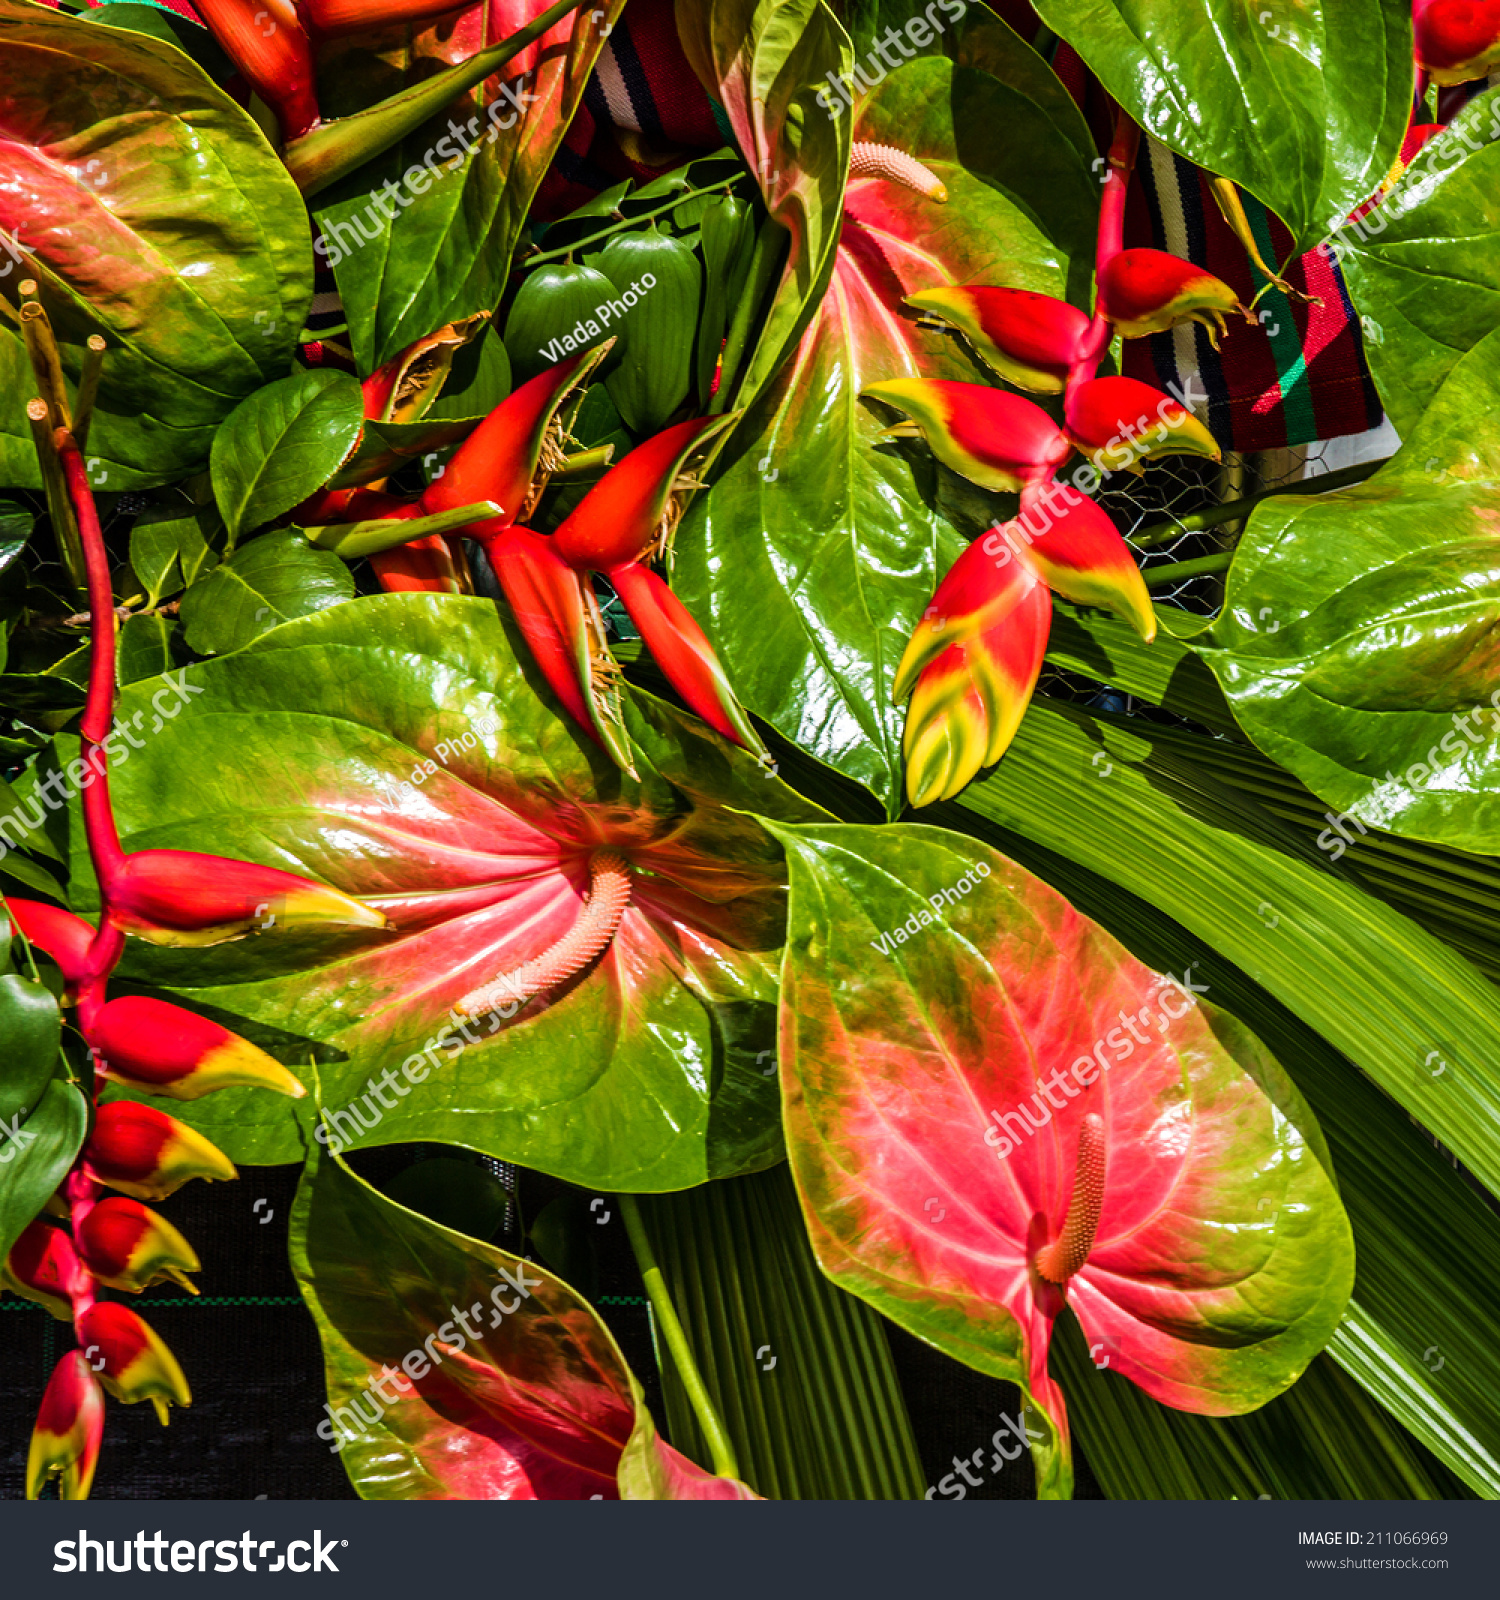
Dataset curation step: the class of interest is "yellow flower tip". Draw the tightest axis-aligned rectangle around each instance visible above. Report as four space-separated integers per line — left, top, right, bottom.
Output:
196 1037 308 1099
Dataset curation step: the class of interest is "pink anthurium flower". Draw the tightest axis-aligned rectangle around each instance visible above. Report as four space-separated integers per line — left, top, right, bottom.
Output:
770 822 1355 1498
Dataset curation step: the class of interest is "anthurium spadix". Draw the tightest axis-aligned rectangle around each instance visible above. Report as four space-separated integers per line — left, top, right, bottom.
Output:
895 492 1155 807
1414 0 1500 84
26 1352 104 1501
1064 376 1222 474
1097 248 1251 345
861 379 1072 493
903 288 1094 394
765 822 1355 1500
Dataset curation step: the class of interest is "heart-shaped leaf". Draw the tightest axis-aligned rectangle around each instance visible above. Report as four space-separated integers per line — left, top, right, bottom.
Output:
1335 96 1500 437
76 595 822 1188
315 0 627 373
1032 0 1414 256
0 1 311 488
291 1136 758 1499
0 1078 88 1264
677 31 1098 814
1197 323 1500 852
764 819 1354 1499
211 369 366 542
0 971 62 1129
178 528 355 656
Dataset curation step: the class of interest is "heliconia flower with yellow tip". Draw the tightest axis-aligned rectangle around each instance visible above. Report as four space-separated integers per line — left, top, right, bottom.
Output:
75 1302 192 1425
6 898 95 996
895 487 1155 807
1064 376 1222 475
82 1102 239 1203
87 996 306 1102
861 379 1072 493
107 849 387 946
76 1198 202 1296
1097 248 1251 345
904 288 1094 394
26 1352 104 1501
3 1220 89 1321
1414 0 1500 84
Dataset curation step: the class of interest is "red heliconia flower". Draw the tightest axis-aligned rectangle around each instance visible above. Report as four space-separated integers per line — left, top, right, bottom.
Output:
107 848 387 946
359 315 489 426
1097 248 1250 345
3 1220 89 1321
82 1102 239 1202
1414 0 1500 83
75 1302 192 1424
483 416 767 762
860 379 1072 493
895 489 1155 807
1063 376 1221 474
26 1351 104 1501
6 898 94 996
193 0 320 142
87 995 306 1101
76 1198 202 1296
904 287 1094 394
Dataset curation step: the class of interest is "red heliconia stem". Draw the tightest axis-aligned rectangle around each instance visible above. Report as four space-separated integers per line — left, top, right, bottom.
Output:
455 849 632 1017
1034 1112 1107 1285
1071 107 1141 391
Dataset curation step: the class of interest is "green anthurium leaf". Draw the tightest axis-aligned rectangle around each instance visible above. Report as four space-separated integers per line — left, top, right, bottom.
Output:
1196 324 1500 853
178 528 355 656
676 0 851 410
0 1078 88 1264
596 229 702 434
291 1136 758 1498
765 818 1353 1500
73 595 825 1189
921 779 1500 1496
0 1 310 489
380 1157 510 1242
210 369 366 543
1330 92 1500 440
947 695 1500 1204
677 32 1098 815
315 0 628 374
1031 0 1413 257
83 1 233 81
0 970 62 1127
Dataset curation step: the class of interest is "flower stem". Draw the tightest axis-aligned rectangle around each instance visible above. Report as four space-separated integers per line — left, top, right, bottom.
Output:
520 183 737 269
618 1192 740 1483
1142 551 1233 587
1130 457 1389 548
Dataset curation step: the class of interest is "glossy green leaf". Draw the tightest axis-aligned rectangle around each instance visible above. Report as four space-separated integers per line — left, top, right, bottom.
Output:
0 970 62 1127
597 229 702 434
949 696 1500 1203
0 1078 87 1265
766 818 1352 1498
291 1137 756 1498
1032 0 1414 255
1197 324 1500 853
316 0 627 373
76 596 823 1189
178 528 355 656
211 369 366 543
0 1 310 489
1333 92 1500 439
677 33 1098 815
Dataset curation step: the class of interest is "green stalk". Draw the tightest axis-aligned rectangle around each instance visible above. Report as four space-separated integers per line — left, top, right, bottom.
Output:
1142 551 1232 586
636 1165 928 1499
286 0 587 197
1131 457 1389 548
708 214 788 415
302 499 501 558
618 1192 739 1482
520 184 737 269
